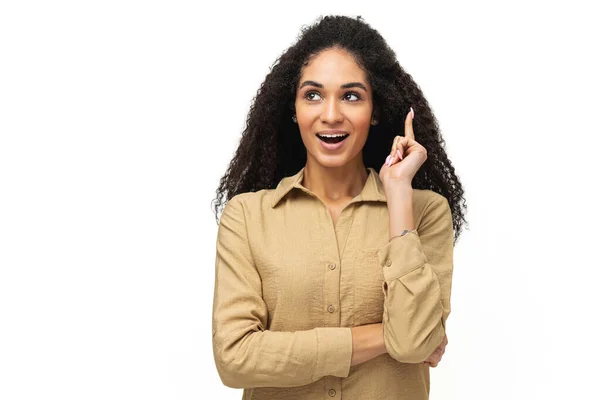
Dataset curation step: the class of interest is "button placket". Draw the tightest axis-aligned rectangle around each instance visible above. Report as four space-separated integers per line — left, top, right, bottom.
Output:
324 258 340 318
322 204 346 325
323 376 341 398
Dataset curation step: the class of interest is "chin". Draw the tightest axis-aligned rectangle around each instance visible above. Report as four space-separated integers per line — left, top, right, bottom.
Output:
313 155 349 168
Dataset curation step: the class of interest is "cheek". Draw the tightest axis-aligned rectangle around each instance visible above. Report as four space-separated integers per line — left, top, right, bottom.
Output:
349 109 373 128
296 105 318 121
296 118 314 145
296 113 318 135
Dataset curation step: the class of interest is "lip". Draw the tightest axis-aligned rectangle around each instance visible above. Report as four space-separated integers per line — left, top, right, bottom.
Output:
316 130 350 151
316 130 349 136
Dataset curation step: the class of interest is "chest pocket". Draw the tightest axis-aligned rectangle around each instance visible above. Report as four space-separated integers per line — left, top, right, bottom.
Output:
352 248 385 326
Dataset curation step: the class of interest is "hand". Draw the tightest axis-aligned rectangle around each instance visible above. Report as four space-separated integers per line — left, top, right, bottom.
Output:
422 333 448 368
378 107 428 189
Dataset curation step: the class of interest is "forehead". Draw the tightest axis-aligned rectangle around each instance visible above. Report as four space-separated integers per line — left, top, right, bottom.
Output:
299 48 368 87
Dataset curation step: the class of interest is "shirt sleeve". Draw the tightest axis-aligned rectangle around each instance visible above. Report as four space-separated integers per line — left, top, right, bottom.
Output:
377 194 454 364
212 195 354 389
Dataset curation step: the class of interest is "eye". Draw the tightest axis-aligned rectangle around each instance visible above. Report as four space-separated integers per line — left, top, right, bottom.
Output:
304 91 322 101
344 92 362 102
303 90 362 102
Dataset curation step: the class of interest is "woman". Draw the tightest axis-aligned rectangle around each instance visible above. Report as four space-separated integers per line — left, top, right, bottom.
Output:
211 15 467 400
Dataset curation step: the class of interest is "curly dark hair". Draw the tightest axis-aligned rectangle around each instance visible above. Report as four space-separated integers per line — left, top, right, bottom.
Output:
212 15 468 243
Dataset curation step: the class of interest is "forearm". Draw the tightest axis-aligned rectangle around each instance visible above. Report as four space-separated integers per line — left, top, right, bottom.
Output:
214 327 353 388
385 185 415 238
350 188 419 366
350 323 387 366
376 191 454 363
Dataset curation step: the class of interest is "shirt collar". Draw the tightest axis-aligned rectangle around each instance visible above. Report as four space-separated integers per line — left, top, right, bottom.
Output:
270 166 387 208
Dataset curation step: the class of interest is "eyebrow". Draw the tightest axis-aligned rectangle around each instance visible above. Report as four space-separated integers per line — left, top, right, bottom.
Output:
298 80 368 91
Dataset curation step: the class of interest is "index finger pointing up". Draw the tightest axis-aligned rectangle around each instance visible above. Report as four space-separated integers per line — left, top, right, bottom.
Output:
404 107 415 141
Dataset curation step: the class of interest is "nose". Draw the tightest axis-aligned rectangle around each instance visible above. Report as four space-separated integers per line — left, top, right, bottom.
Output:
320 97 343 124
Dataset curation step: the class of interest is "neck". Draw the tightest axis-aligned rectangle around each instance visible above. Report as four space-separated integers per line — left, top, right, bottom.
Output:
301 156 369 204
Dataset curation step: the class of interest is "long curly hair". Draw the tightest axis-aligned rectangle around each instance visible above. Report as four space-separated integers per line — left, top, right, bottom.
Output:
212 15 468 243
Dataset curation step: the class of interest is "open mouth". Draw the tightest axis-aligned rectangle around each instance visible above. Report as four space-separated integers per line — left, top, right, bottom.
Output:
316 133 350 144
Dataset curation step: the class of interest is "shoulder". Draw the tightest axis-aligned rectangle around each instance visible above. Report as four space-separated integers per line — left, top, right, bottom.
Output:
414 189 449 211
413 189 451 226
223 189 277 215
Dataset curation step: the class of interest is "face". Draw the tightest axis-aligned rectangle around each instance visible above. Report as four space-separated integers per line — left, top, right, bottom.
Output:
294 48 374 169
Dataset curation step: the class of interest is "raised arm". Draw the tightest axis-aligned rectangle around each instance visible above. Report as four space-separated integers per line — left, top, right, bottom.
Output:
212 196 354 389
377 191 454 364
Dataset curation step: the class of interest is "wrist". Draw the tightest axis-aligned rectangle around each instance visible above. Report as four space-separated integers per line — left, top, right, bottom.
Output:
377 323 387 356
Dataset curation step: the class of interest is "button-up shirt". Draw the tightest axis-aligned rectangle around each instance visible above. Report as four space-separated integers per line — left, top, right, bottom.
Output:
212 166 455 399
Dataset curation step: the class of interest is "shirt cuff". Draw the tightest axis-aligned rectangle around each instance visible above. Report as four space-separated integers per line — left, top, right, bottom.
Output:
314 327 353 379
377 231 427 282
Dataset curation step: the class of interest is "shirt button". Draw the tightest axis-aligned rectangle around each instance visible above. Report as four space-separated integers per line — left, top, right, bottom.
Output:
328 389 336 397
328 263 336 270
327 305 335 313
385 259 392 267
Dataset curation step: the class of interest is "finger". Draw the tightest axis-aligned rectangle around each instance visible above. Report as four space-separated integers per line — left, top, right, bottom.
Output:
391 136 400 158
386 137 397 165
396 137 406 160
425 346 442 362
398 136 423 160
391 136 407 163
432 336 446 353
387 136 401 165
404 107 415 141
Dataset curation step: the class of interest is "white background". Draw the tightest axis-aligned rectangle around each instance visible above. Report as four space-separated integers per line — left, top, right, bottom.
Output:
1 0 599 399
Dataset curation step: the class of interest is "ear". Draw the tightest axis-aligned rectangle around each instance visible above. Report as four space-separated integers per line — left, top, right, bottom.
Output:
372 103 380 118
371 105 380 122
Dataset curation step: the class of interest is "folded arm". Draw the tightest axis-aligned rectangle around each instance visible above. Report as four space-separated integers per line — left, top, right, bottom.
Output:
378 193 454 363
212 195 354 389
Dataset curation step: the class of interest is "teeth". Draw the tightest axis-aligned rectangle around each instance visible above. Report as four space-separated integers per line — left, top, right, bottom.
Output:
318 133 348 138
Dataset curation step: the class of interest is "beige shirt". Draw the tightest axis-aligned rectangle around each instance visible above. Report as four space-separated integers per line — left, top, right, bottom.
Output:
212 166 454 400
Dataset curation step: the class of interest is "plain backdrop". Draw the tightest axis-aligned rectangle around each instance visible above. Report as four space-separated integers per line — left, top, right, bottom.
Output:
1 1 599 399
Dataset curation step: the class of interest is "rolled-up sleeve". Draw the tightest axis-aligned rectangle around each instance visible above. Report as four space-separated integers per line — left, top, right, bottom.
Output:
377 194 454 364
212 195 353 389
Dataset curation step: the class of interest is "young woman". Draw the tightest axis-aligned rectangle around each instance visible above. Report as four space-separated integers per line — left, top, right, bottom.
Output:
211 15 467 400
